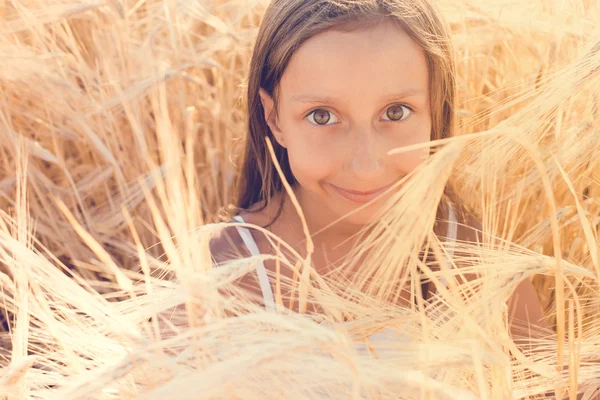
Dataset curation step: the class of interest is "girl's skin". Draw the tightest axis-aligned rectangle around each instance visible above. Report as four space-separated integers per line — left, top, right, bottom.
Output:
223 20 546 333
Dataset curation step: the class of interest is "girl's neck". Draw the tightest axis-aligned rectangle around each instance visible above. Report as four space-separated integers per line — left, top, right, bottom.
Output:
275 186 365 272
292 185 364 241
242 186 368 274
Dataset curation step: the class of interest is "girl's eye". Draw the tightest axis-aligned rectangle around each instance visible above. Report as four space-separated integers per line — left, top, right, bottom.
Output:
382 104 412 122
306 109 339 126
305 104 412 126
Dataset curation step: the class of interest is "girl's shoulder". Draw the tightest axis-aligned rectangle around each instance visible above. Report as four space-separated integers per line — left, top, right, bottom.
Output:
208 210 270 264
445 200 482 244
208 211 270 302
208 218 251 265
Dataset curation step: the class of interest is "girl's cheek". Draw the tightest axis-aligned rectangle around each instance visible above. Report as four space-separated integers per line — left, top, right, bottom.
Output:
389 124 432 171
286 133 337 182
391 147 430 173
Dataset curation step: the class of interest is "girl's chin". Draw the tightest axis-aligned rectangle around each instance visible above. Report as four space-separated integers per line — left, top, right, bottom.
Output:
328 201 384 226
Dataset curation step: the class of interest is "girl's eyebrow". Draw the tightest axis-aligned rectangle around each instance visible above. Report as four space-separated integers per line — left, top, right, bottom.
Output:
291 89 425 104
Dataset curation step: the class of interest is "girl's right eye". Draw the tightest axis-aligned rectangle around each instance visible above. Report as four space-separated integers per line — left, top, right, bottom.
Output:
306 108 339 126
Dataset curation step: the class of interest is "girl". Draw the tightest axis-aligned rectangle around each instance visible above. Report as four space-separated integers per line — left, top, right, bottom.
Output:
212 0 545 333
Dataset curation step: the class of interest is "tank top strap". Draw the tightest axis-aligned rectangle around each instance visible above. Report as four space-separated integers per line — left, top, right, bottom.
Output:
436 203 459 292
231 215 276 314
446 204 458 258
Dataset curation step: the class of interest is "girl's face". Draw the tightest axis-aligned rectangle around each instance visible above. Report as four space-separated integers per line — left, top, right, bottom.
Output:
260 19 432 226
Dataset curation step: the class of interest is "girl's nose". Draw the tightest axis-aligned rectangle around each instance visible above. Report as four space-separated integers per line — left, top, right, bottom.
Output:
345 129 385 182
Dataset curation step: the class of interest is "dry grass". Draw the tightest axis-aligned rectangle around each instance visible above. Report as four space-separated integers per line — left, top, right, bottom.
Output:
0 0 599 398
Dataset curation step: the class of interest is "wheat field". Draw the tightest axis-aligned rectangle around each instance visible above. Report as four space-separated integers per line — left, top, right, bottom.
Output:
0 0 599 398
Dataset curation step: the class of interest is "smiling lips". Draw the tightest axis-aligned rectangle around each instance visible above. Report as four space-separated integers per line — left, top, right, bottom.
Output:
329 181 397 204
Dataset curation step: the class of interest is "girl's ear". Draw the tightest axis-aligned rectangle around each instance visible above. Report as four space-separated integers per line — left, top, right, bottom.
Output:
259 88 286 148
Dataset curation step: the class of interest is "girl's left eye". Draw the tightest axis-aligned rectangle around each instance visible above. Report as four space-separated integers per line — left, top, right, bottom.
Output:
382 104 412 122
306 109 339 126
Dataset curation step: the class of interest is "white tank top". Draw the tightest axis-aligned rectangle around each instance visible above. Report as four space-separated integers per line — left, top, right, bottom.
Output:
231 206 459 314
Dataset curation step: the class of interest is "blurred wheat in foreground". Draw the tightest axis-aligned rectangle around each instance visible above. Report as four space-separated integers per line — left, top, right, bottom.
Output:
0 0 600 399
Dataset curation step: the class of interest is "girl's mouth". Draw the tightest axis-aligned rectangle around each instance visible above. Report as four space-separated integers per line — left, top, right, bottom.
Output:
328 181 396 204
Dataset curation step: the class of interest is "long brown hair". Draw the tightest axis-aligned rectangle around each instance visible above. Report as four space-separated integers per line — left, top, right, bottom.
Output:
234 0 459 227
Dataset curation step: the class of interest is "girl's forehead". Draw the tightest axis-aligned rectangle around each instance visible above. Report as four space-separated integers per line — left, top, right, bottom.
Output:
279 20 429 104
